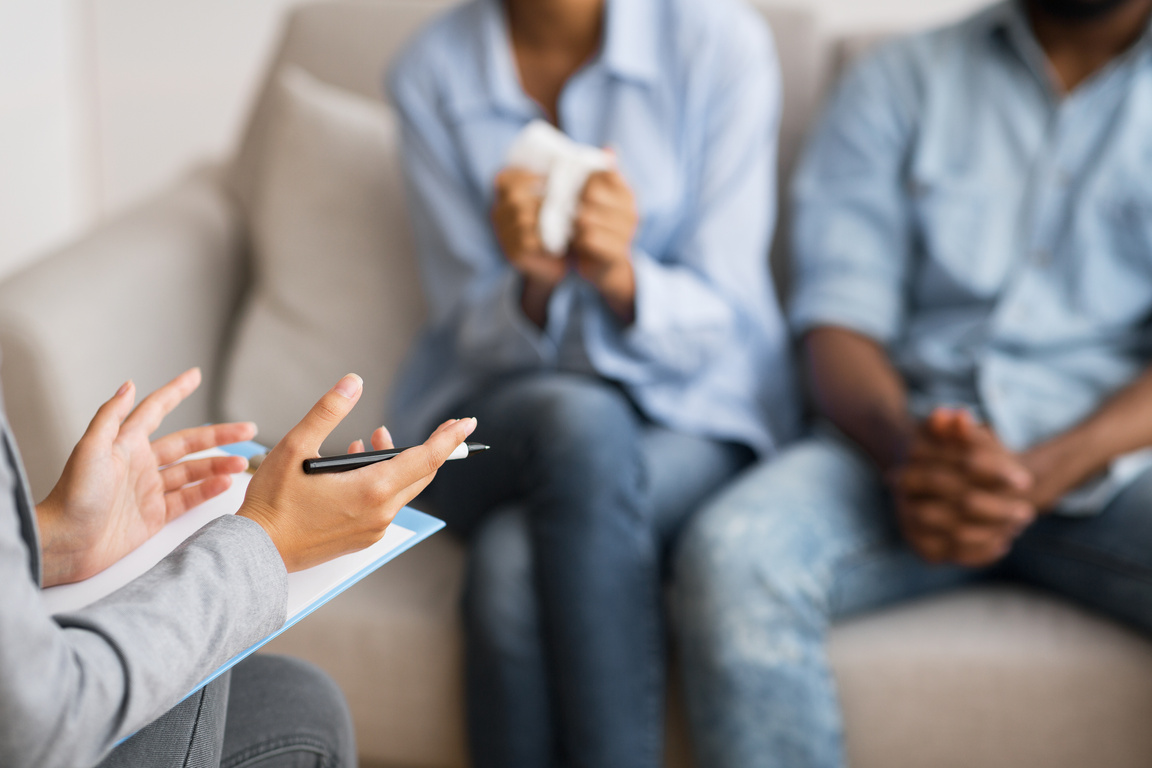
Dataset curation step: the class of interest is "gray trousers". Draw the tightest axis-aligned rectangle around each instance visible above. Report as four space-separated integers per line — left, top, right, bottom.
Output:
96 655 356 768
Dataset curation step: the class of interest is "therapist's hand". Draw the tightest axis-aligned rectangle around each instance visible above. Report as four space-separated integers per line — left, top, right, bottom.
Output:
238 373 476 572
36 368 256 587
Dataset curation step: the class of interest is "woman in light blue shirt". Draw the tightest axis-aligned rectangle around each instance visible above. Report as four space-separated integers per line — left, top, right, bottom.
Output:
387 0 798 765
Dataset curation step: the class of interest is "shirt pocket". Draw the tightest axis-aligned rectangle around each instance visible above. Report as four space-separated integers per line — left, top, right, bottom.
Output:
1076 190 1152 326
908 177 1012 303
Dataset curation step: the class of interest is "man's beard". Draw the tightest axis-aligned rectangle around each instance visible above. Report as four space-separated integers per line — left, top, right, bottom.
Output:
1031 0 1138 21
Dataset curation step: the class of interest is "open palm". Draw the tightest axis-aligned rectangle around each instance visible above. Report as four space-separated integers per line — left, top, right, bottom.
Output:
37 369 255 587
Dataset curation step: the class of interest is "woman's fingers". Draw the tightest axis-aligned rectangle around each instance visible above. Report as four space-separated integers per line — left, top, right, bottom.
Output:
122 368 203 437
236 402 475 573
164 474 235 522
370 426 394 451
391 473 440 514
375 421 469 515
160 455 248 493
374 418 476 489
152 422 258 466
280 374 363 457
79 380 137 449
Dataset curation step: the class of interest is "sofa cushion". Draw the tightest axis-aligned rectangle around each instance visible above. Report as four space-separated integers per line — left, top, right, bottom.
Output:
221 66 425 450
831 587 1152 768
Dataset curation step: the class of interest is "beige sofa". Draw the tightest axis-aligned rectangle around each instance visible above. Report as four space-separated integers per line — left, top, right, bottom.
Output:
4 2 1152 766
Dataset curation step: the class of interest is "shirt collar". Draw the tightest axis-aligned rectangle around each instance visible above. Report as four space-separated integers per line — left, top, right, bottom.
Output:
988 1 1152 71
599 0 661 85
474 0 536 119
989 1 1056 84
469 0 660 118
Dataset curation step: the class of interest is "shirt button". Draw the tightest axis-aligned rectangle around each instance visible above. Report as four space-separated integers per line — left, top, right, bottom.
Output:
1033 249 1052 266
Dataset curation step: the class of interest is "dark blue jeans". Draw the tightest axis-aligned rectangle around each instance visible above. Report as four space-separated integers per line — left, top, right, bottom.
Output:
423 372 753 768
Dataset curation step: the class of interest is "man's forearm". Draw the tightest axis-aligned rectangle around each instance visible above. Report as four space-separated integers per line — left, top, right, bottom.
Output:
803 326 914 471
1021 365 1152 508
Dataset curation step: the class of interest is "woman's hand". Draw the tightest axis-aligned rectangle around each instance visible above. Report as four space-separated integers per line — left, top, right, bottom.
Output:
571 169 639 323
37 368 256 587
492 168 570 328
238 374 476 572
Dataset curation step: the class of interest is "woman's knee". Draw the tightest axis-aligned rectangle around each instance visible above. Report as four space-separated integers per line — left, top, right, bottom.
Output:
496 374 641 457
490 375 647 512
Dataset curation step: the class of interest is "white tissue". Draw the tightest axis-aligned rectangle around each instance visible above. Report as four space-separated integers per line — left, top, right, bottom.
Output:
504 120 614 255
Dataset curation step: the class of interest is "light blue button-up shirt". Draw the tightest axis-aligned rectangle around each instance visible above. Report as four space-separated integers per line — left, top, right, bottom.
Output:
791 1 1152 512
386 0 799 455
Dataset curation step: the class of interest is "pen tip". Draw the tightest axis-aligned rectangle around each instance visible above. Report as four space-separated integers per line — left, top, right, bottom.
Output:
467 443 490 454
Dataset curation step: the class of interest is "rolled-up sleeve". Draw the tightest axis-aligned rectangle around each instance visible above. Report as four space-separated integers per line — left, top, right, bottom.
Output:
789 47 919 345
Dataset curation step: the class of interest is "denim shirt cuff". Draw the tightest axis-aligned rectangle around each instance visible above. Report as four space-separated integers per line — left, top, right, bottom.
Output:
788 275 903 344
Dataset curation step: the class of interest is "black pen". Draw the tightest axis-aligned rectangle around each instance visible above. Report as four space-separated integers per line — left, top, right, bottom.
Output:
302 442 490 474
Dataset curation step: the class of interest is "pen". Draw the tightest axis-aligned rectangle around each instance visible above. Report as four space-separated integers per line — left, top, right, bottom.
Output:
302 442 490 474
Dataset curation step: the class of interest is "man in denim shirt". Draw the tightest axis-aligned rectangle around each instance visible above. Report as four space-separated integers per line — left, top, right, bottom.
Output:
673 0 1152 765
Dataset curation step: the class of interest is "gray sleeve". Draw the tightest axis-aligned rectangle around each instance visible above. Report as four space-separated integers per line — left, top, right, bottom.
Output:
0 507 288 768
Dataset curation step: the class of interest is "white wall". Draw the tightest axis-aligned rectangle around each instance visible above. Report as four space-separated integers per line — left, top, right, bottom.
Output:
0 0 87 279
0 0 305 282
89 0 309 216
0 0 992 282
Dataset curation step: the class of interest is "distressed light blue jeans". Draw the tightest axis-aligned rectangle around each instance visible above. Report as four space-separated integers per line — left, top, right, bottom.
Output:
672 431 1152 768
422 371 753 768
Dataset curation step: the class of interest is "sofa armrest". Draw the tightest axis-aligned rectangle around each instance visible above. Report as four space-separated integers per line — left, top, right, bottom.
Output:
0 165 249 500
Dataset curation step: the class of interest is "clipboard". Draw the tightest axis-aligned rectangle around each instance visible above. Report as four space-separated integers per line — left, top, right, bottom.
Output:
40 440 446 698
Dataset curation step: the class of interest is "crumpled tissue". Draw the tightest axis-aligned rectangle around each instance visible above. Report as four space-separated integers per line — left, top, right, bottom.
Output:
504 120 615 255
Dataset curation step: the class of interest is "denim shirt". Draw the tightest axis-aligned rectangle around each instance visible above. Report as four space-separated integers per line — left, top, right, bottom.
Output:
790 1 1152 512
385 0 799 456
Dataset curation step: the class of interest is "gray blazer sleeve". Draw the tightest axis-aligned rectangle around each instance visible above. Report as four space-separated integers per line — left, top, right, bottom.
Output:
0 422 289 768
